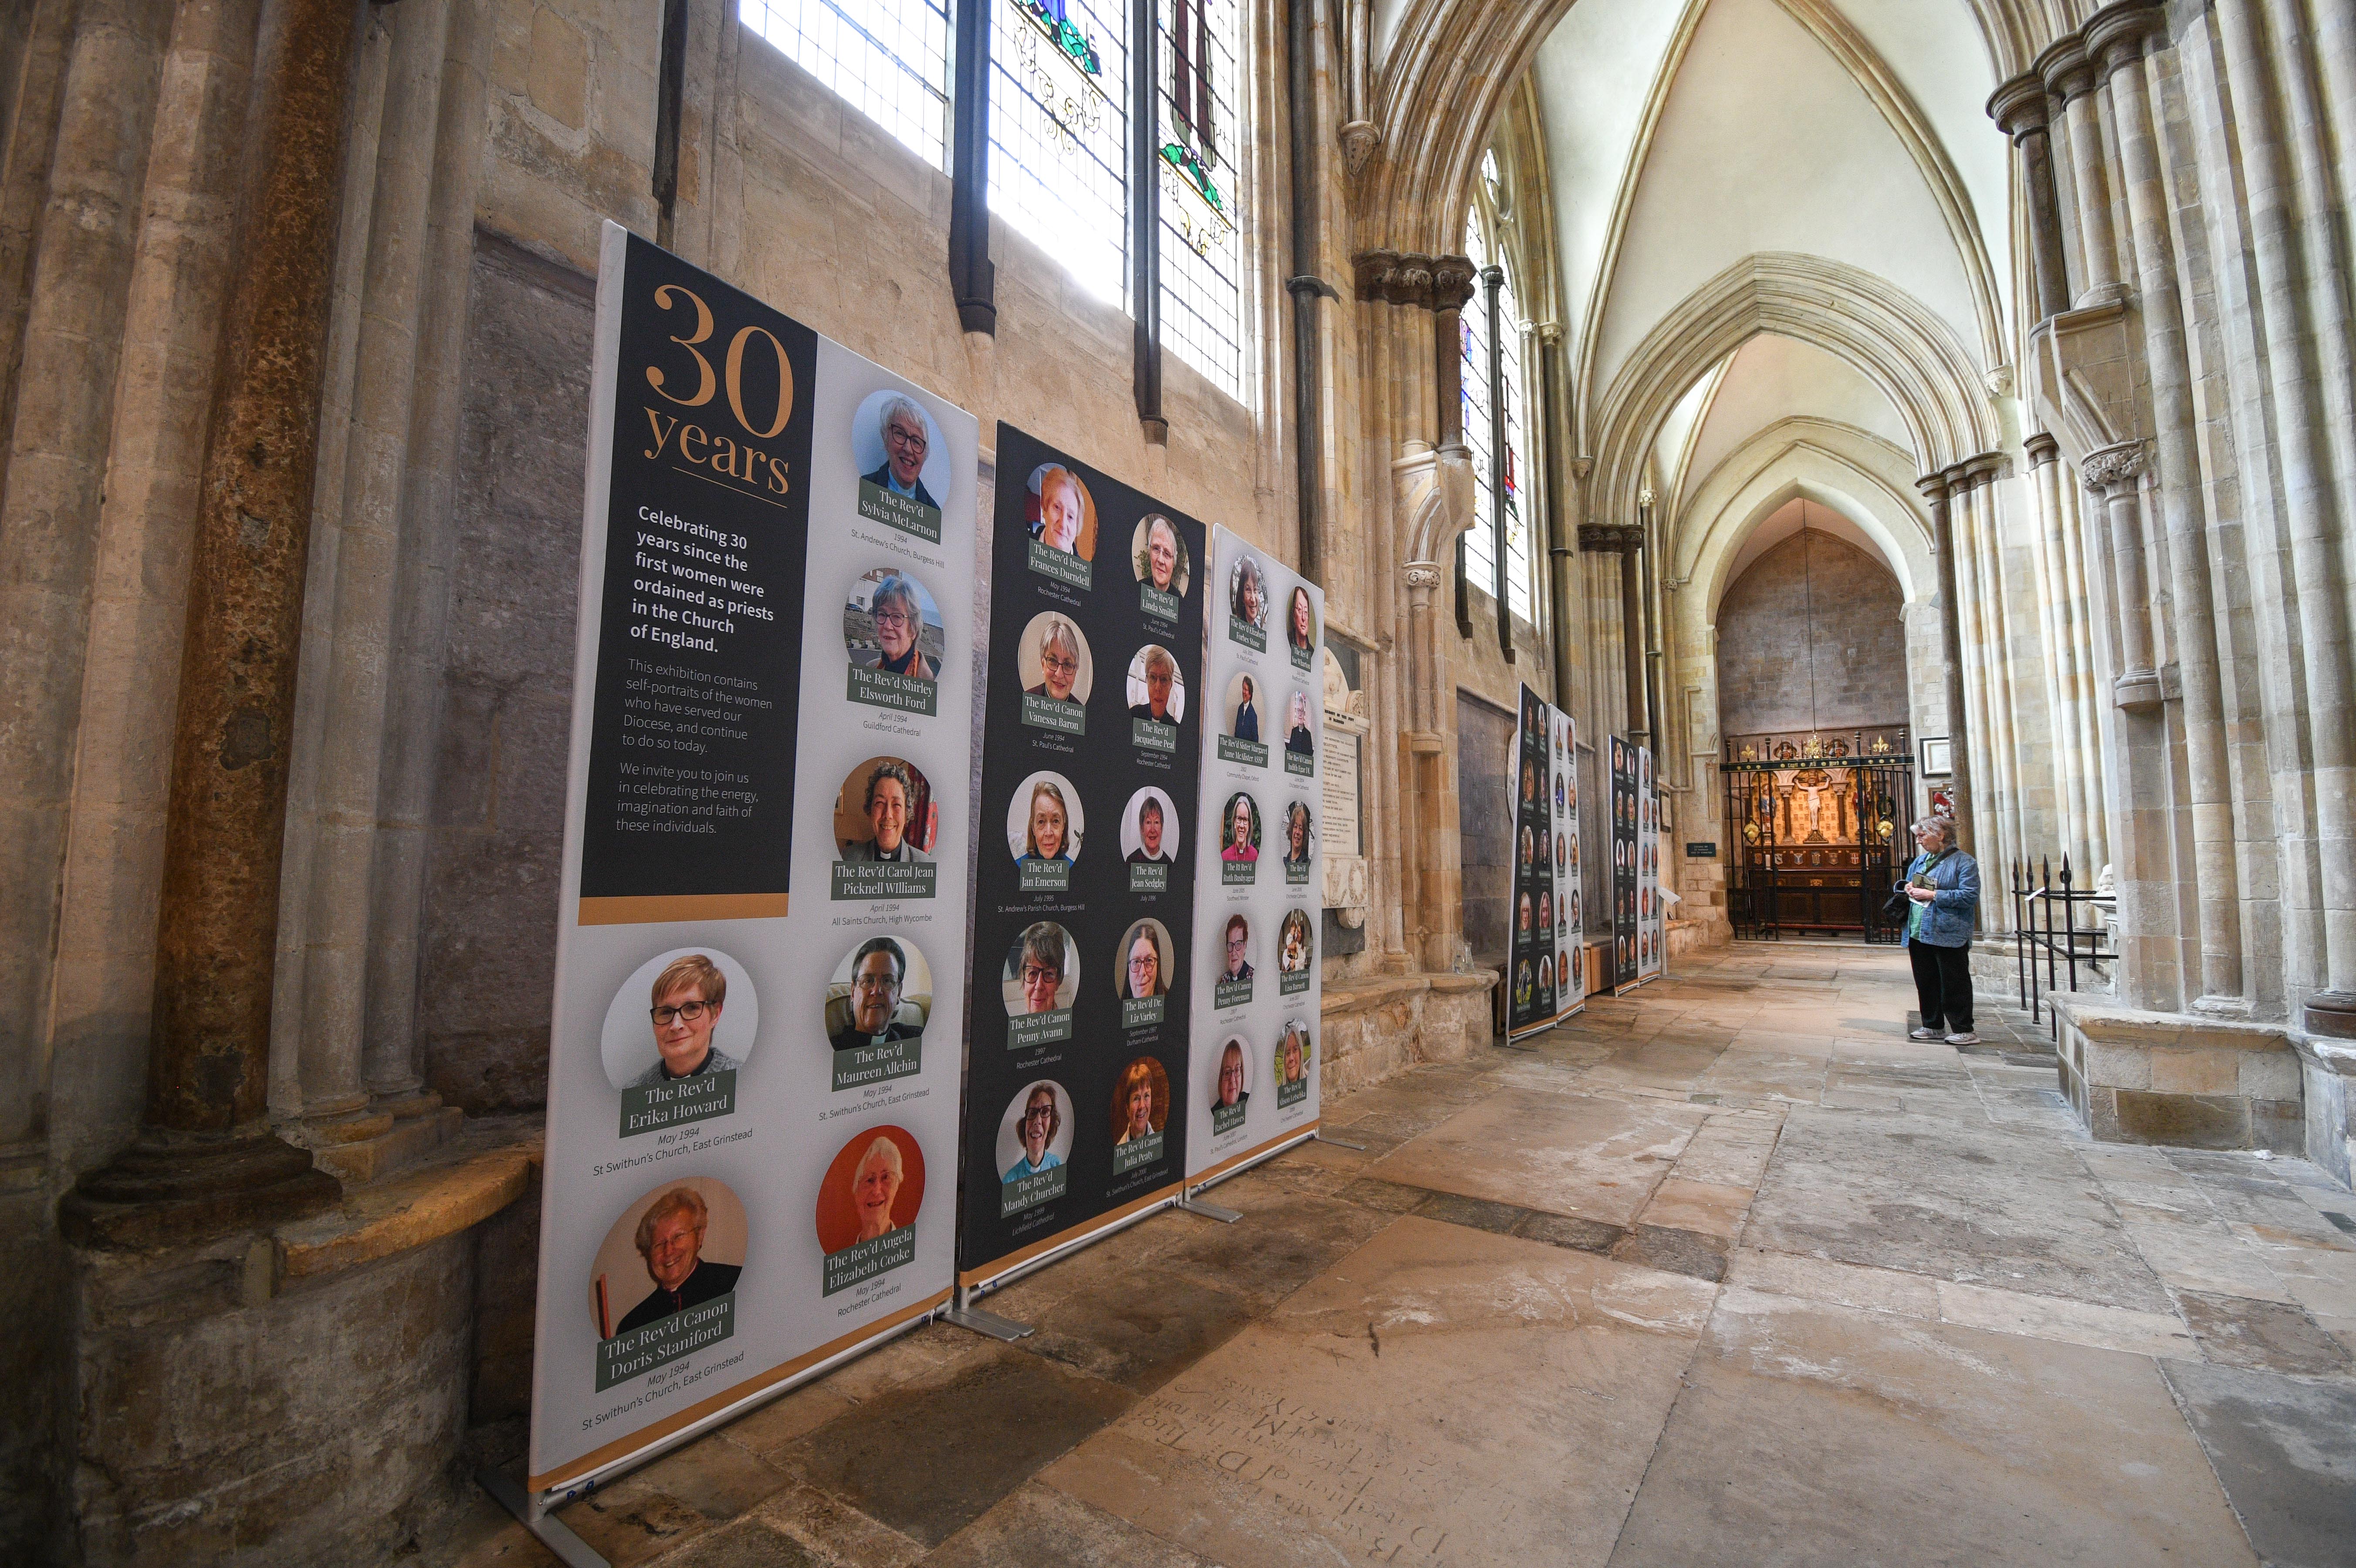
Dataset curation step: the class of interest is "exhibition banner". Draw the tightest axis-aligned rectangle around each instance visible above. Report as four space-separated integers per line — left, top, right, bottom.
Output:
1187 527 1324 1181
956 426 1205 1287
1506 687 1583 1039
528 224 973 1492
1638 746 1665 980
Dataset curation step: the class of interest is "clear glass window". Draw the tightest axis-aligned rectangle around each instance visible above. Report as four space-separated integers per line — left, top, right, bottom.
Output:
991 0 1131 306
1156 0 1244 401
741 0 954 170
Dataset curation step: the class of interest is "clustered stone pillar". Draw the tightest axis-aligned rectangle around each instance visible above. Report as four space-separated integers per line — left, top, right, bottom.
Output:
1989 71 2072 321
64 0 360 1244
1914 471 1974 853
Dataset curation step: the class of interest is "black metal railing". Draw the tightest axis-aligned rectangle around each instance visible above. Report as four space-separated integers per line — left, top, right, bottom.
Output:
2011 857 2115 1024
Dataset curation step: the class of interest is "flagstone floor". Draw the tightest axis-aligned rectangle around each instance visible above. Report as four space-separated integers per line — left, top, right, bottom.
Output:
438 944 2356 1567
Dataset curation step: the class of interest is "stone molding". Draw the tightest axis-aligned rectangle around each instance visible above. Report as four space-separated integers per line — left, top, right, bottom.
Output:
1986 71 2051 138
2085 0 2166 76
1578 523 1643 554
1350 250 1476 311
2024 431 2061 466
1337 119 1382 178
2036 35 2095 102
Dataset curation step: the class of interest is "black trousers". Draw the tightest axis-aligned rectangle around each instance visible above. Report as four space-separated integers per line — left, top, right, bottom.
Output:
1908 939 1973 1032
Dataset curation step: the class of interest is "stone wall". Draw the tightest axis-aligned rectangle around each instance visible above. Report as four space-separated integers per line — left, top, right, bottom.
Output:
1715 531 1909 738
1455 691 1517 965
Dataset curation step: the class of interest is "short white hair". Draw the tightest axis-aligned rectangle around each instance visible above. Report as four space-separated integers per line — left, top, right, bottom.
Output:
1919 815 1956 845
857 1136 904 1179
878 394 926 439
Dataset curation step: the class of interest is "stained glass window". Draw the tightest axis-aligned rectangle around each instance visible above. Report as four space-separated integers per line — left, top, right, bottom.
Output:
1462 216 1499 595
1460 208 1538 627
741 0 953 170
992 0 1130 305
1157 0 1244 401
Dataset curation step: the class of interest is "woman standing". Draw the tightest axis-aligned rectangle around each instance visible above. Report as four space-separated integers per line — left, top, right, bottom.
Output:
1900 815 1980 1045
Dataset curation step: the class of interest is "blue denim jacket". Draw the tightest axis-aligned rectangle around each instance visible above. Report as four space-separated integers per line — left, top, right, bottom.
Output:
1901 849 1979 947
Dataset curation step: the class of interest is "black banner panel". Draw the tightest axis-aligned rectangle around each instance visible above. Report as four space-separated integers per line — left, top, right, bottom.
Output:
957 425 1206 1286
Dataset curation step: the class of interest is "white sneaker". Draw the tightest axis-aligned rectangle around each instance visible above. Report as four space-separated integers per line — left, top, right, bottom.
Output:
1908 1026 1943 1041
1946 1031 1981 1045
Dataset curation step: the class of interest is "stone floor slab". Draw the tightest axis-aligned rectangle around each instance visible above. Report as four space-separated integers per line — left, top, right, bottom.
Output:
2160 1361 2356 1568
1364 1088 1707 1227
2177 1290 2355 1375
1608 1289 2258 1567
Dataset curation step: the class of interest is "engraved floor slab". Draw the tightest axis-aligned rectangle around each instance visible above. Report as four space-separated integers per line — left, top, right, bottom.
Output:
1363 1088 1709 1227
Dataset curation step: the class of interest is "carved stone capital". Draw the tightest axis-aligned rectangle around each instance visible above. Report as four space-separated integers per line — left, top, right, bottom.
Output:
2024 432 2061 467
1430 254 1477 313
1337 120 1382 179
2085 1 2165 77
1579 524 1643 554
2081 439 2148 490
1986 72 2051 139
2035 36 2095 102
1402 562 1445 592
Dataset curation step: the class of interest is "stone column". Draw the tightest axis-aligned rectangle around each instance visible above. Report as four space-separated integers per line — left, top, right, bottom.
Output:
2082 443 2160 706
2027 433 2099 872
2043 36 2123 304
1915 470 1973 852
65 0 362 1244
1989 72 2072 320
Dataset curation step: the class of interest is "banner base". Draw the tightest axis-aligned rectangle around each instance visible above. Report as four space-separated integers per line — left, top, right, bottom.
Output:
1175 1195 1243 1223
1313 1129 1366 1151
476 1467 608 1568
942 1301 1035 1342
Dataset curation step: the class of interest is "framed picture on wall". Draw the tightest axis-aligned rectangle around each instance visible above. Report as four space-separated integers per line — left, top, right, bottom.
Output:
1919 737 1953 777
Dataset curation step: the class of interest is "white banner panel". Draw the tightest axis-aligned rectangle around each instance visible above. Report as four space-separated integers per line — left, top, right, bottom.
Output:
528 224 972 1493
1186 528 1324 1181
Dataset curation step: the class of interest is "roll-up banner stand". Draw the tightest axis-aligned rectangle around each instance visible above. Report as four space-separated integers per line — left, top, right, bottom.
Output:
1638 745 1665 981
1506 686 1583 1040
523 224 975 1512
954 426 1206 1299
1186 527 1325 1189
1610 737 1657 994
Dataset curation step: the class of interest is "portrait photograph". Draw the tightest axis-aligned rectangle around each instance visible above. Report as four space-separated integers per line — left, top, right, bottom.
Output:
598 947 759 1092
1216 913 1253 983
1515 959 1533 1009
1283 690 1316 759
997 1080 1074 1182
1224 670 1264 743
1027 462 1097 559
1109 1056 1171 1145
1228 552 1269 630
1556 834 1567 873
834 756 938 861
1279 909 1313 973
1285 585 1316 652
843 566 945 683
1005 770 1085 868
813 1125 926 1257
1208 1036 1253 1113
1119 786 1180 863
1280 801 1314 866
1517 891 1533 935
1220 791 1263 862
852 390 951 512
1125 644 1188 725
1001 922 1080 1017
1018 611 1094 706
589 1176 748 1342
1538 955 1554 995
1117 919 1175 1000
1558 946 1571 987
823 934 931 1052
1131 514 1190 596
1275 1022 1313 1086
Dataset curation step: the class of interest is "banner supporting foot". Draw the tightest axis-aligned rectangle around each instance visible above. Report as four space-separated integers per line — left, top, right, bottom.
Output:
477 1467 609 1568
943 1303 1034 1341
1176 1194 1243 1223
1313 1129 1366 1151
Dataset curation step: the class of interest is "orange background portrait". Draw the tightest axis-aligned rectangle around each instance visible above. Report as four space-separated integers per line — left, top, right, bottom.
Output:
1105 1057 1171 1141
812 1124 928 1255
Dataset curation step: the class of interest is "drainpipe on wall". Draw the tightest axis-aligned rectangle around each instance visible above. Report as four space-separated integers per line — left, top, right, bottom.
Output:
1284 0 1331 580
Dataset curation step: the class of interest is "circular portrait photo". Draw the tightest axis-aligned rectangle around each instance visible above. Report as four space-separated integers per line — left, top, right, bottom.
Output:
1283 691 1316 760
1280 801 1314 868
1285 585 1317 654
825 934 931 1051
1279 909 1314 973
836 757 936 862
1537 825 1550 865
844 566 944 682
1117 918 1175 1000
1567 888 1582 928
1538 890 1553 933
1519 826 1535 869
1210 1036 1253 1112
590 1177 748 1341
1558 946 1571 987
1216 912 1253 986
1520 758 1539 807
854 391 951 511
1120 786 1179 864
600 948 759 1092
1006 771 1084 868
1110 1056 1172 1146
1275 1021 1314 1087
1554 774 1566 814
1132 514 1190 597
1556 833 1567 874
999 1080 1074 1182
815 1125 927 1256
1517 892 1533 936
1538 955 1555 995
1002 922 1079 1017
1229 553 1269 630
1515 958 1533 1009
1028 463 1097 560
1225 672 1265 743
1220 791 1263 862
1019 612 1093 706
1126 645 1187 727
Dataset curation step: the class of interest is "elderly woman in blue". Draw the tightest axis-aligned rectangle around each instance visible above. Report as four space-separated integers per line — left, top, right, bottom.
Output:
1900 814 1980 1045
